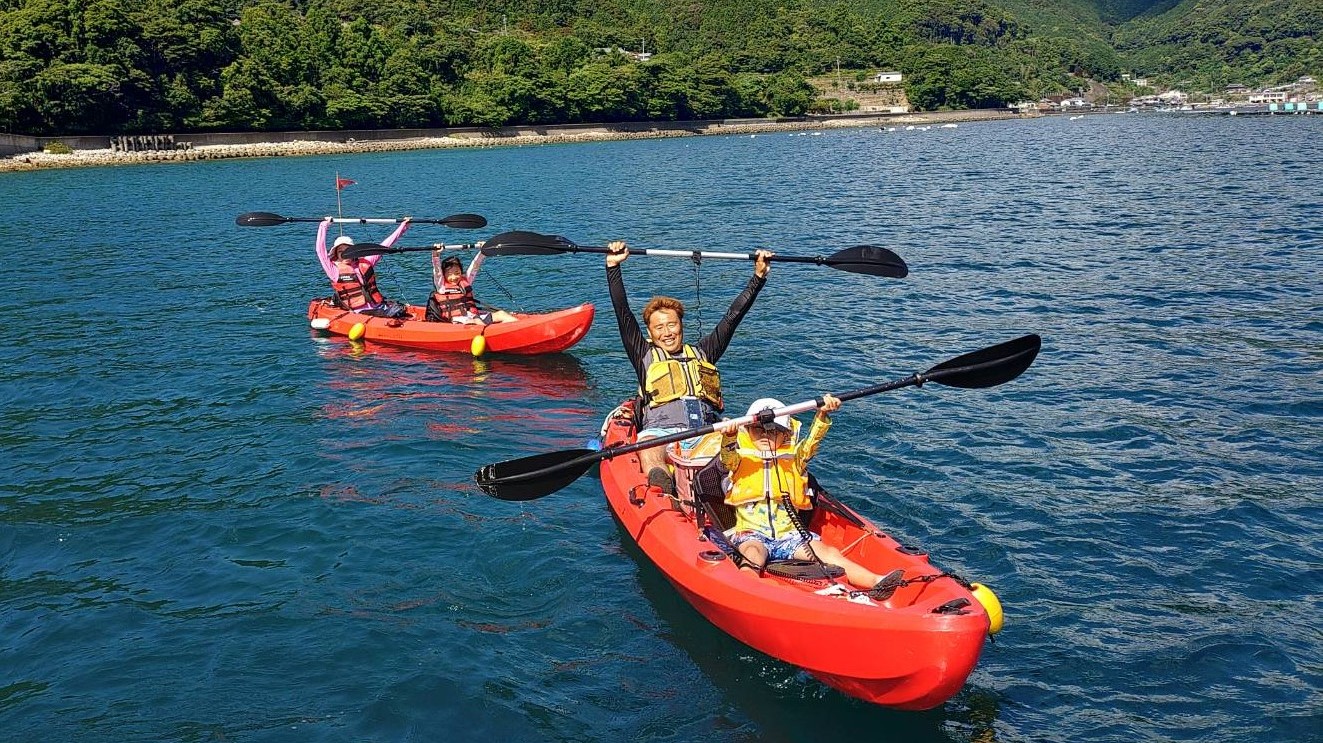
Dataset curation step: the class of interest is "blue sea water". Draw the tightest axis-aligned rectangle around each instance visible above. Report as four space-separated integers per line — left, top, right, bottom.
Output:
2 113 1320 742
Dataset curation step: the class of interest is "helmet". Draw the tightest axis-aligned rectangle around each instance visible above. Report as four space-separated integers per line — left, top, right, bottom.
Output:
745 398 790 432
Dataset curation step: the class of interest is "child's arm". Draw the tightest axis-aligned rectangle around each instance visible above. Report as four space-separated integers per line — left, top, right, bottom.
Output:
431 249 445 292
795 394 840 470
315 218 336 280
465 250 485 282
715 419 740 471
796 415 832 470
362 218 411 268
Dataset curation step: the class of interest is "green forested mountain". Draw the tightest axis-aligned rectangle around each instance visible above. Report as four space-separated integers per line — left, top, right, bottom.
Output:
1112 0 1321 87
0 0 1317 136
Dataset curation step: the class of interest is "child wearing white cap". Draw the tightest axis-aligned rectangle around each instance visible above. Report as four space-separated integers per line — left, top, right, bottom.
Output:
713 394 901 597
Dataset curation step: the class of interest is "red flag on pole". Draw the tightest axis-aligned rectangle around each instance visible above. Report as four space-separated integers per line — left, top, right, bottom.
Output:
336 177 356 190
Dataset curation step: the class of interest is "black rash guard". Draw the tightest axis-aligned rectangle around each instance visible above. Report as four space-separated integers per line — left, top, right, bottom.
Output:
607 263 766 429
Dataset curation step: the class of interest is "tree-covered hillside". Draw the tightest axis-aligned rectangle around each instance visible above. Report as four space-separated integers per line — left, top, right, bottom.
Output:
0 0 1317 136
1111 0 1321 88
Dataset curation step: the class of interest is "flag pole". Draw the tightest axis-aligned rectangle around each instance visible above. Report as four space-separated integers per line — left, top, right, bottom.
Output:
334 172 345 238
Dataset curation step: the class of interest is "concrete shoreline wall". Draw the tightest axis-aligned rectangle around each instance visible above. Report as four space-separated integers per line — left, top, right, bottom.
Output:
1 112 1011 156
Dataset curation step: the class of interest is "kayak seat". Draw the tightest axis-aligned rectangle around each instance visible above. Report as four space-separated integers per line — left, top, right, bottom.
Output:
691 457 735 530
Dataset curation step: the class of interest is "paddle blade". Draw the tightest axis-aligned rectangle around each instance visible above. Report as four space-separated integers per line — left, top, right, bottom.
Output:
236 211 289 227
474 448 599 501
825 245 909 278
481 231 575 257
923 334 1042 389
340 243 393 260
439 213 487 229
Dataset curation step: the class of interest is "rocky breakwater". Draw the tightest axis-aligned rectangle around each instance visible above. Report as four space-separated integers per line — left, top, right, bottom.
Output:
0 111 1027 173
0 128 698 173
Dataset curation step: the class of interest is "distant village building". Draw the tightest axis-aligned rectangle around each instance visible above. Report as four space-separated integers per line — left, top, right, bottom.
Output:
1036 95 1091 111
871 71 903 83
1249 91 1288 104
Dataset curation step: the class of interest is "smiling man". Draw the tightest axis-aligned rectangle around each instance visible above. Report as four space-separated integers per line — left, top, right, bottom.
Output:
605 240 772 496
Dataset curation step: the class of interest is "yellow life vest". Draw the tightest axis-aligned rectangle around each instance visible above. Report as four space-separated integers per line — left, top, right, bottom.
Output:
723 420 812 511
641 344 723 410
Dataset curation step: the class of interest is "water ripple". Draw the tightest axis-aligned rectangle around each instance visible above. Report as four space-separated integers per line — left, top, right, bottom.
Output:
1 114 1320 741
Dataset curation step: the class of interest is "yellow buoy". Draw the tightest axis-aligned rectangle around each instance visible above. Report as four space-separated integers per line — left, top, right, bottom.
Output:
470 333 487 357
970 582 1004 635
347 322 366 341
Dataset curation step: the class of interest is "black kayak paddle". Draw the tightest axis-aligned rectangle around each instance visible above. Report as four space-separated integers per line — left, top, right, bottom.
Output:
338 242 481 260
235 211 488 229
478 230 908 279
474 334 1041 501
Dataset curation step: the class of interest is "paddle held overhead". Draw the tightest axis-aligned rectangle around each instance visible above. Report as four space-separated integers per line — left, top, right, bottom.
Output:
235 211 488 229
338 242 480 260
474 333 1041 501
479 230 908 278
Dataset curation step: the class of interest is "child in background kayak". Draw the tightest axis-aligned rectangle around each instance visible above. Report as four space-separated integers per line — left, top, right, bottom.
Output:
427 252 519 324
714 396 902 598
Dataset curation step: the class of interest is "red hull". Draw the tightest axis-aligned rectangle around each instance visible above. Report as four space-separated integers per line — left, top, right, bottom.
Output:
306 300 594 354
598 407 989 710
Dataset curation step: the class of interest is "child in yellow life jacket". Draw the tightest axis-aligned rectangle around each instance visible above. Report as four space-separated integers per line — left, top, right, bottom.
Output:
714 396 902 598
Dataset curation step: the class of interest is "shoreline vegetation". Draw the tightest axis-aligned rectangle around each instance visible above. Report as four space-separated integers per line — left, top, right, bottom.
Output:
0 111 1029 174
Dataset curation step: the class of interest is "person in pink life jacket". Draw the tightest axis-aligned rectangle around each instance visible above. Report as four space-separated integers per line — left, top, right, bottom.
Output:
315 217 411 319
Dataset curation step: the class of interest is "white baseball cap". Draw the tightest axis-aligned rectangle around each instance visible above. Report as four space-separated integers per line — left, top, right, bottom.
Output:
745 398 790 432
332 236 354 247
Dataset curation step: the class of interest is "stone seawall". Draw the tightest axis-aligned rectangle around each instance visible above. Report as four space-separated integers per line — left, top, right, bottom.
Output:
1 110 1028 174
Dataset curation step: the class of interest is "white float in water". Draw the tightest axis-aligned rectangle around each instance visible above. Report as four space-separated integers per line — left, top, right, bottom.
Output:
310 318 331 330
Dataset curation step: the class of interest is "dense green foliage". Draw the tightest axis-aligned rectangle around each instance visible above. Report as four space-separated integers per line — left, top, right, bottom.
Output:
0 0 1317 135
1112 0 1322 89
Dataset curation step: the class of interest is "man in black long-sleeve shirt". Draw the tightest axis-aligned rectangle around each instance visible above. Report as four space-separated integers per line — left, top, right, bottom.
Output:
606 240 772 494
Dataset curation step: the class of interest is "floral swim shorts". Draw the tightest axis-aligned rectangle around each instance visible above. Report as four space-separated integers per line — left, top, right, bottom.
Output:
728 530 815 561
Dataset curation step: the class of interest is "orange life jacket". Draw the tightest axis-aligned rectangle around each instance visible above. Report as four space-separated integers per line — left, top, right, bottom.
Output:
331 258 385 310
429 277 477 320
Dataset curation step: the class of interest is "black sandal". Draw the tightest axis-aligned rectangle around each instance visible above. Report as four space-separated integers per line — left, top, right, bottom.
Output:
863 569 905 600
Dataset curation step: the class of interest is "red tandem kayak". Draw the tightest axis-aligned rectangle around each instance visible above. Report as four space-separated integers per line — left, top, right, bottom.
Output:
597 401 994 710
306 299 594 354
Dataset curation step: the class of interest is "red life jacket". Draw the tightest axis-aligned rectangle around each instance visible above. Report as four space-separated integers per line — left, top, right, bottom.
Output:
429 277 477 321
331 258 386 310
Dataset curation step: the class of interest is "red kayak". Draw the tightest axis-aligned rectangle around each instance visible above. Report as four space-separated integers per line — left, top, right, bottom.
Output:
306 300 594 354
598 402 993 710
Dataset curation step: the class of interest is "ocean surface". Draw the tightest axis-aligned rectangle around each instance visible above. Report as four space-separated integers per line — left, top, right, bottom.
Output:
2 113 1320 742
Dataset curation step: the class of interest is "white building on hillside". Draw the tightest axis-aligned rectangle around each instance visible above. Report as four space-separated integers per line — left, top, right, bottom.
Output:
1248 91 1288 103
